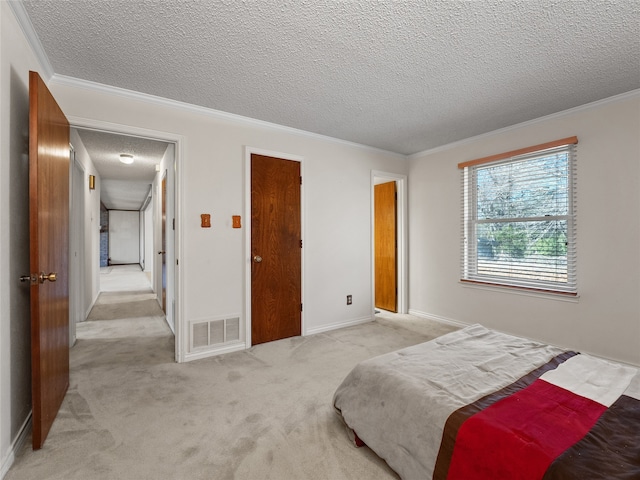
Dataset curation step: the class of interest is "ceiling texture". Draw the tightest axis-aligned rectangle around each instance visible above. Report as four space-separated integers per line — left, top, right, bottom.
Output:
74 129 169 210
21 1 640 158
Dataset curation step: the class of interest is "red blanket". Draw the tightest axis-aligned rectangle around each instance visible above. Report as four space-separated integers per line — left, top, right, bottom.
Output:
435 353 640 479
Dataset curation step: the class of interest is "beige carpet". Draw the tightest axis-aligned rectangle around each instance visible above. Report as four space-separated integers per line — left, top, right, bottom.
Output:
87 292 165 321
6 296 458 480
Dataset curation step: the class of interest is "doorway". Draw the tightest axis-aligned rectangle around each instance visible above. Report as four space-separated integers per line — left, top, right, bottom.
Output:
372 171 408 315
67 117 183 361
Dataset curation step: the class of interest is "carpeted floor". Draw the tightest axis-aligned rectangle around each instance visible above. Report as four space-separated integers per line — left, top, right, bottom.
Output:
6 267 458 480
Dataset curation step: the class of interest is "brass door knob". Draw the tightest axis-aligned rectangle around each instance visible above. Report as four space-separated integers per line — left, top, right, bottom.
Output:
39 272 57 283
253 255 263 263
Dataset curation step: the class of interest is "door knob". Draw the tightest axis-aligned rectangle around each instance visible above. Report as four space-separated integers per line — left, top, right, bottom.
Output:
253 255 263 263
39 272 57 283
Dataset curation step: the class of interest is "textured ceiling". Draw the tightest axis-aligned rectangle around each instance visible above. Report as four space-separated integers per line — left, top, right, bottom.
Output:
22 0 640 156
75 128 169 210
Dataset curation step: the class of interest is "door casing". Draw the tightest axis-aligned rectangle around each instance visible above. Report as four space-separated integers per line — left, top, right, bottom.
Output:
244 147 305 347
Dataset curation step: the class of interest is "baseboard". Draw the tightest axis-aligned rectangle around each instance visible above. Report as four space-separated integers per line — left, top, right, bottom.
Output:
0 413 31 479
408 309 470 329
305 315 374 336
183 342 246 362
85 291 100 320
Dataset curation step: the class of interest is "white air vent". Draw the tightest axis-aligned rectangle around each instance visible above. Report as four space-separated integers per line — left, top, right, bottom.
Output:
226 317 240 342
192 322 209 349
190 315 241 351
210 320 224 345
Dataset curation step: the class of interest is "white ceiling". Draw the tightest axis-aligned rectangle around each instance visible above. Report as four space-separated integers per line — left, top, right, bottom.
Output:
74 128 169 210
22 0 640 157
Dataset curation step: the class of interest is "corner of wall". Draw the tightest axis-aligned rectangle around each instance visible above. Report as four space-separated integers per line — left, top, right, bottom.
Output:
0 414 31 480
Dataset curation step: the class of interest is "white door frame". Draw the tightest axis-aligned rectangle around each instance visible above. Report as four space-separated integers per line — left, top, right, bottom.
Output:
371 171 408 315
244 146 305 348
67 116 185 362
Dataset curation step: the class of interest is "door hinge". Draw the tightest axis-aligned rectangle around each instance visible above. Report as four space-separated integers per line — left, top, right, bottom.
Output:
172 218 175 230
300 176 302 185
176 259 179 266
301 303 303 312
300 240 303 248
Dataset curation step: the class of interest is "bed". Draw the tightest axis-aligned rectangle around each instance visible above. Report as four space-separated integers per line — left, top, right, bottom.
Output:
333 324 640 479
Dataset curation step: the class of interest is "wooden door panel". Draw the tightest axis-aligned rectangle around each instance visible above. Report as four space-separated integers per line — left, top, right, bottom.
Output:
375 181 397 312
29 71 70 449
251 154 301 345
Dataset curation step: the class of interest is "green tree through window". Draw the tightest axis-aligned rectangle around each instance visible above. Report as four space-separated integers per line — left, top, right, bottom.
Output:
461 141 577 294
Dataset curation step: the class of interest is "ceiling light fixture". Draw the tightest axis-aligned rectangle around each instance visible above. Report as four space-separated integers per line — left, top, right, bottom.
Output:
119 153 134 165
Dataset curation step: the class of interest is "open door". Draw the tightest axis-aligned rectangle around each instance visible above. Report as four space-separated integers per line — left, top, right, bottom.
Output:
160 172 167 312
28 71 70 449
374 181 397 312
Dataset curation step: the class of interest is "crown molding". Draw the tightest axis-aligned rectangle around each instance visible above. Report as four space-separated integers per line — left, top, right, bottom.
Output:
7 0 54 80
408 88 640 160
50 74 407 160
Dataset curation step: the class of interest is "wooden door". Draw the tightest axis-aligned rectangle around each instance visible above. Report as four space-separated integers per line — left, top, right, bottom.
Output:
251 154 301 345
160 172 167 312
29 71 70 449
374 181 397 312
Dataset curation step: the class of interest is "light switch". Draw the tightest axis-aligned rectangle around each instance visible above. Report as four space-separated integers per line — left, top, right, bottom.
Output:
201 214 211 228
232 215 241 229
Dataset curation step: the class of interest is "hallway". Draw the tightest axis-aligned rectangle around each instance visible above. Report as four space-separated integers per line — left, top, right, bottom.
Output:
80 264 171 341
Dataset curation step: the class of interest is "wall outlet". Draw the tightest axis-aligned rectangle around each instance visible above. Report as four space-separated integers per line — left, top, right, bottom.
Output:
346 295 352 305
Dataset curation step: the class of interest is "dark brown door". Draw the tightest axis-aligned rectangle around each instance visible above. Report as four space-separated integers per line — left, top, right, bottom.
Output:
29 71 70 449
251 154 301 345
375 181 397 312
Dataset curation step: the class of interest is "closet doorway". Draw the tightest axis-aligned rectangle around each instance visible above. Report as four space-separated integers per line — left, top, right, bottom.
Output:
372 171 408 315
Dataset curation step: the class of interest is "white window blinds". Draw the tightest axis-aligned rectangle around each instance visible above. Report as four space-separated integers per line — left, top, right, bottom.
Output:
460 137 578 295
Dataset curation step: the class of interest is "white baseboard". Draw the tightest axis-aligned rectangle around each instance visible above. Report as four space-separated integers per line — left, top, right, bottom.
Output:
408 309 470 329
183 342 246 362
0 413 31 480
85 291 100 320
305 315 374 336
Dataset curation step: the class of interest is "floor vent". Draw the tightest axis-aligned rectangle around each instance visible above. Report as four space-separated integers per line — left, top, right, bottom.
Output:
190 316 241 351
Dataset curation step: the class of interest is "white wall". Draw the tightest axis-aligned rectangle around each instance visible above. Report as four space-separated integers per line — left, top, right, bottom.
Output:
48 79 407 361
408 92 640 366
69 129 101 318
0 2 44 476
108 210 141 264
143 201 153 274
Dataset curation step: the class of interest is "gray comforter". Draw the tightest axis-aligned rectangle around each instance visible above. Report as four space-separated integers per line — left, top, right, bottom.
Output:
332 324 565 479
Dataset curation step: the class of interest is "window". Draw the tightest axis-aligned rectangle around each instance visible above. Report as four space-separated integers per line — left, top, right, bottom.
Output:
460 137 578 295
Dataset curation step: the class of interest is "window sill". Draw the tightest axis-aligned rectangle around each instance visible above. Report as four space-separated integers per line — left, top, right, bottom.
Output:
460 280 580 303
